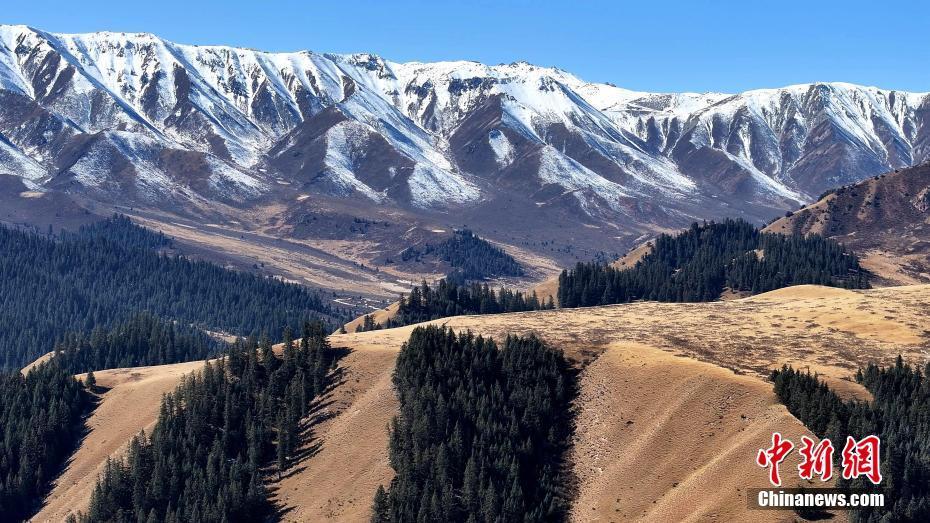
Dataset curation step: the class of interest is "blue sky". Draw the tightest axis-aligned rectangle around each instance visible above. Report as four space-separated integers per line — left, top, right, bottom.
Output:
5 0 928 93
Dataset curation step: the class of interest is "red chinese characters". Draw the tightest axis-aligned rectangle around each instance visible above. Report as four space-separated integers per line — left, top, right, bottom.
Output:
797 435 834 481
841 435 883 485
756 432 794 486
757 433 882 486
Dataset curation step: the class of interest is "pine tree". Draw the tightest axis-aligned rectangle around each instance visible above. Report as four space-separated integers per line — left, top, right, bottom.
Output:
371 485 389 523
772 362 930 522
77 324 337 523
0 215 345 369
376 326 575 522
358 279 552 332
557 219 868 307
400 229 524 280
276 410 288 479
0 361 90 520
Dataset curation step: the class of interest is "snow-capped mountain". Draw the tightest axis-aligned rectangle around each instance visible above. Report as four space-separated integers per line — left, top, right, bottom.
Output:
1 25 928 227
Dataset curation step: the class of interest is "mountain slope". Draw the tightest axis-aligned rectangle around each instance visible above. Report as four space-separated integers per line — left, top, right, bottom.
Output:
2 25 929 233
32 361 207 523
587 83 929 198
766 162 930 284
31 284 930 521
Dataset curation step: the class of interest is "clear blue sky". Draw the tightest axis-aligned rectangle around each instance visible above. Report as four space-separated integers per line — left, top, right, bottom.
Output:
5 0 928 93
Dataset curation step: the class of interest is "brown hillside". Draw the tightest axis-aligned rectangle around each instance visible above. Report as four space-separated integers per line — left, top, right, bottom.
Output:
33 361 205 522
765 163 930 285
529 275 561 306
33 285 930 522
288 284 930 521
568 342 815 521
340 301 401 333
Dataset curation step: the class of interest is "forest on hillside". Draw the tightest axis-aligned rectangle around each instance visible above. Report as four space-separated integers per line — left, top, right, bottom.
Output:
372 326 576 522
773 361 930 522
52 313 220 374
0 215 343 369
557 219 869 307
355 279 552 331
0 361 91 521
400 229 524 281
1 310 252 522
76 322 336 523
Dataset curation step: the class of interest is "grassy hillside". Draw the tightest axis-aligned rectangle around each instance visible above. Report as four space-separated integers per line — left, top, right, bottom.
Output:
33 284 930 521
766 162 930 285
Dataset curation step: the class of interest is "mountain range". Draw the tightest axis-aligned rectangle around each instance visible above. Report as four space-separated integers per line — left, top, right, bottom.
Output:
2 25 929 272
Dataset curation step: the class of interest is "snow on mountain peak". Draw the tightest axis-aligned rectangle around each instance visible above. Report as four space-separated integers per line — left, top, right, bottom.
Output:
0 25 928 218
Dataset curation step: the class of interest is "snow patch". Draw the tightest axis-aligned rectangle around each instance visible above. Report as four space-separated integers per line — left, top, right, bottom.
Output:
0 138 47 182
539 145 629 207
321 121 385 201
206 158 267 199
407 164 480 208
487 129 513 167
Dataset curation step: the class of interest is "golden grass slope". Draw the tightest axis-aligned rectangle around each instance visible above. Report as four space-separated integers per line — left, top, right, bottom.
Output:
32 284 930 522
33 361 205 522
271 332 410 521
569 342 816 522
339 301 401 334
276 284 929 521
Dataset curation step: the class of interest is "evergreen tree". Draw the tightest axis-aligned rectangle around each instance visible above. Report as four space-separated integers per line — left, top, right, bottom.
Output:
557 219 869 307
52 313 219 374
358 280 551 331
373 326 575 522
772 362 930 522
400 229 524 280
0 215 345 368
0 361 91 521
78 323 337 523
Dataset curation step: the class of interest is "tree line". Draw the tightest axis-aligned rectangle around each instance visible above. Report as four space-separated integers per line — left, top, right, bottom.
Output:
356 279 553 331
772 360 930 521
400 229 524 281
52 313 220 375
0 361 91 521
75 322 337 523
372 326 576 522
0 215 342 369
557 219 868 307
62 214 174 251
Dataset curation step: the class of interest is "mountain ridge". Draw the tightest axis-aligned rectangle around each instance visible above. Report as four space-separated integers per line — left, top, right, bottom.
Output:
2 24 929 265
31 283 930 521
765 161 930 285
